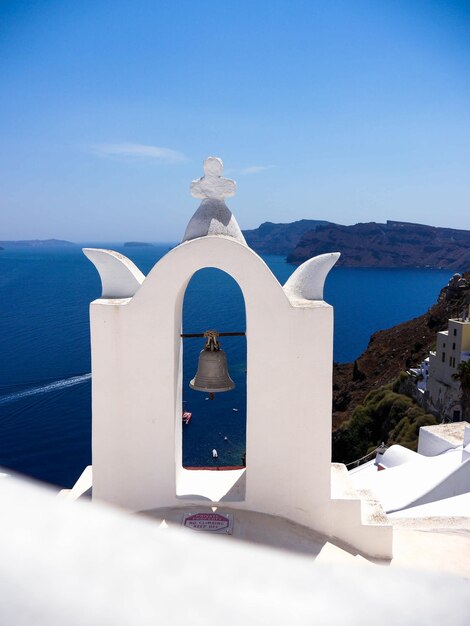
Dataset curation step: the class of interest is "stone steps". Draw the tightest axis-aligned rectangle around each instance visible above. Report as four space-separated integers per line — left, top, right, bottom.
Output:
315 541 375 565
330 463 393 560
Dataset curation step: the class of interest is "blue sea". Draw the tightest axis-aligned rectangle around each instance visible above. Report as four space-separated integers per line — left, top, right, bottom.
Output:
0 244 452 487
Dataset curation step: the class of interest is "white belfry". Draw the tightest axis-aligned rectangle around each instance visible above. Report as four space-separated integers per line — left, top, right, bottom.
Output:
81 156 393 560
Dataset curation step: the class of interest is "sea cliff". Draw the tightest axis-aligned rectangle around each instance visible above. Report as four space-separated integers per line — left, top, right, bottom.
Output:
332 271 470 432
244 219 470 270
288 221 470 269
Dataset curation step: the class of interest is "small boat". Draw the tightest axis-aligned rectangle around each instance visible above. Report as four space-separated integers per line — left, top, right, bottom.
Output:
182 411 192 425
212 449 218 458
232 408 238 412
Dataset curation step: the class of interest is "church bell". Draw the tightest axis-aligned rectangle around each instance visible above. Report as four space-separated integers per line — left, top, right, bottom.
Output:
190 330 235 397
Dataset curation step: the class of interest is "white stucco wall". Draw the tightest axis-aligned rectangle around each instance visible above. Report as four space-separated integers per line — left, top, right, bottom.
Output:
418 428 453 456
331 464 393 559
88 236 334 534
418 424 468 457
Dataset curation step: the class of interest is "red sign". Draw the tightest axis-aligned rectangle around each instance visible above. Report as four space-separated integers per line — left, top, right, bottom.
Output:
183 512 233 534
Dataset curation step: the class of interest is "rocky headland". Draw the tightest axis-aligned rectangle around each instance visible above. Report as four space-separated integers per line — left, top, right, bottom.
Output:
244 219 470 270
243 219 330 255
288 221 470 269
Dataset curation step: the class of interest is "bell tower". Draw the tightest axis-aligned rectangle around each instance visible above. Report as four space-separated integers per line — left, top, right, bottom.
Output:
82 156 393 559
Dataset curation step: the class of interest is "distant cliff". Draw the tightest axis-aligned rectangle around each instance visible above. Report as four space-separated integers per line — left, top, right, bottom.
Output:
0 239 74 247
332 272 470 434
287 221 470 269
242 219 330 255
124 242 155 247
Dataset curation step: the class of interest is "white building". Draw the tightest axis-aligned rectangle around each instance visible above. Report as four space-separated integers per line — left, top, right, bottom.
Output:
426 312 470 421
410 355 429 393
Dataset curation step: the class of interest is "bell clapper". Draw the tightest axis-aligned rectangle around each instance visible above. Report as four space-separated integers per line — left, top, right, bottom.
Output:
209 392 215 401
204 329 220 351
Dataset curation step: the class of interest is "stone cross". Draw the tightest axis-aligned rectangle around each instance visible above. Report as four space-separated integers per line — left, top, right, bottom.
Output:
182 156 245 244
190 157 236 201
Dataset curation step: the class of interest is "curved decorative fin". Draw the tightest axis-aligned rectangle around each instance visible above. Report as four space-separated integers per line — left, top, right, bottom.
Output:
83 248 144 298
283 252 340 301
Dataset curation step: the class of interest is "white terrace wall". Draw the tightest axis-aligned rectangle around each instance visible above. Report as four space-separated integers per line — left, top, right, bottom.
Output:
88 236 334 535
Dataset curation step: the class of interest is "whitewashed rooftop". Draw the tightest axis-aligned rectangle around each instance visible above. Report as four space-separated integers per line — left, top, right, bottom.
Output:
349 424 470 517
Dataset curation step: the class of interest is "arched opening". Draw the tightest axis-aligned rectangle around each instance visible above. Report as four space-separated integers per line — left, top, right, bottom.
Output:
177 267 247 501
181 267 247 467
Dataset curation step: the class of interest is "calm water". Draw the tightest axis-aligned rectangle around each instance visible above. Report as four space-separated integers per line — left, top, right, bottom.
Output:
0 244 452 486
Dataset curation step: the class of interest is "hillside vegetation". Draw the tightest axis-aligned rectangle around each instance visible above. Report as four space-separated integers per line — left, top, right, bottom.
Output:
332 378 438 464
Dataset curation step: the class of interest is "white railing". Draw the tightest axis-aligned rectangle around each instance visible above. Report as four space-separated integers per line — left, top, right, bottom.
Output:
345 446 385 469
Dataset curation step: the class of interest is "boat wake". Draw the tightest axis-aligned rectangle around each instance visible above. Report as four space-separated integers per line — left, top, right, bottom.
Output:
0 374 91 406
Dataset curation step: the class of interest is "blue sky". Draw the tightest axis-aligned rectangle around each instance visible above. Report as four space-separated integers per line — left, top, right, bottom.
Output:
0 0 469 241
